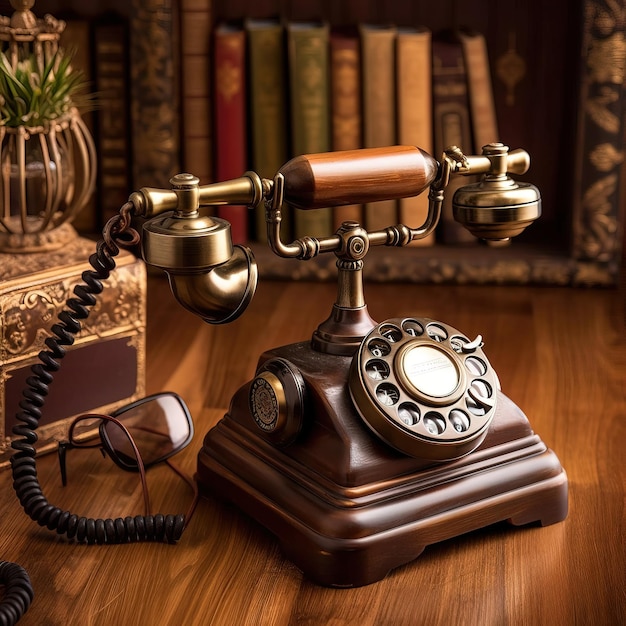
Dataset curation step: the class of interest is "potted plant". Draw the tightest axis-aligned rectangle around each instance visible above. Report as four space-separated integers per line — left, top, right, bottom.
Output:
0 36 96 251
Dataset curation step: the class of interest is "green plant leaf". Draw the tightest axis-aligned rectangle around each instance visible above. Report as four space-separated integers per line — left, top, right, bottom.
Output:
0 48 88 127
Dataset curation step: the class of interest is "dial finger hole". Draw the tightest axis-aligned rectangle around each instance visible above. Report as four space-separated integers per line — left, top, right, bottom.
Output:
423 411 446 435
466 395 486 416
465 356 487 376
449 409 471 433
379 324 402 343
426 323 448 342
365 359 390 381
398 402 420 426
470 379 492 399
368 338 391 358
402 319 424 337
450 335 470 353
376 383 400 406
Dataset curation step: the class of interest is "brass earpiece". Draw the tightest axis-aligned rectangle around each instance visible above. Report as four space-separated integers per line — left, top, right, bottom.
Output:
134 173 260 324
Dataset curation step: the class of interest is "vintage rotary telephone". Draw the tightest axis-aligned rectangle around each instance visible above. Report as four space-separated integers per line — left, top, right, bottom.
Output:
10 143 568 590
125 142 567 587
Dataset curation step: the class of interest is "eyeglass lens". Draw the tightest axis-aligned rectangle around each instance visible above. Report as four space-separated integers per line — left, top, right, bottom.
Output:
101 394 192 468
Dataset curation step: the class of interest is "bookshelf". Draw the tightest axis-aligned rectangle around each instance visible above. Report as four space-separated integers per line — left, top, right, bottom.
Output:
13 0 625 286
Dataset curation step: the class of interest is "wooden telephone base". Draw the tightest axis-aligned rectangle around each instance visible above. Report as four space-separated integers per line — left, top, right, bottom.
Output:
196 341 568 588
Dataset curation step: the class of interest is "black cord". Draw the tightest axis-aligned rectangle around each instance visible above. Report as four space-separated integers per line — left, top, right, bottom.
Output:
10 230 186 544
0 561 33 626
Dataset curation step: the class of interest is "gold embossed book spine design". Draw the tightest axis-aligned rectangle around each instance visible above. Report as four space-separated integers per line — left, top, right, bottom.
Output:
571 0 625 284
129 0 180 189
180 0 213 186
288 21 332 239
247 19 289 242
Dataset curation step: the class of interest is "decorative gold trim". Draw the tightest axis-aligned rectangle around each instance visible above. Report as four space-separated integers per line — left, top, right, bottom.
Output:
572 0 625 270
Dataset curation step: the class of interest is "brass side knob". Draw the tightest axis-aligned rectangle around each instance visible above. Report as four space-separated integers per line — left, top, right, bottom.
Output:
249 359 306 446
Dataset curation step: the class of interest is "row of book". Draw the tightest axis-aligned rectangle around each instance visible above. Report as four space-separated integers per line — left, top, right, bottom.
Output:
58 4 184 238
60 5 498 246
211 20 500 245
59 13 132 236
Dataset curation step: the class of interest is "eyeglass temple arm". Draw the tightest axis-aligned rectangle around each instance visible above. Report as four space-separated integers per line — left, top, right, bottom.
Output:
60 414 153 517
99 416 153 517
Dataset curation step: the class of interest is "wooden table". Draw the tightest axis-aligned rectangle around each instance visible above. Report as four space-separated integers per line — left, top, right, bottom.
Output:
1 274 624 625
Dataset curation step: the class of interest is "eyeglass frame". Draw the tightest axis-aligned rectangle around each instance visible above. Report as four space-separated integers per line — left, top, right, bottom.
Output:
57 392 195 517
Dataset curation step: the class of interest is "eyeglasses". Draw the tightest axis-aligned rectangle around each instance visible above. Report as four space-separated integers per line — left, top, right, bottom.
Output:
58 392 196 518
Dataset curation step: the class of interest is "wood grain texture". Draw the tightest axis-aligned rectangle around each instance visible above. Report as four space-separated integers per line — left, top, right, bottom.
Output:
279 146 438 211
0 272 624 625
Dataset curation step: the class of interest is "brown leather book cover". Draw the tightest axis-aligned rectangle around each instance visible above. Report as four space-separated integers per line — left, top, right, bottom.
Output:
180 0 213 186
129 0 180 189
459 28 499 151
396 26 434 245
93 16 132 230
214 23 248 244
330 26 363 229
432 32 476 244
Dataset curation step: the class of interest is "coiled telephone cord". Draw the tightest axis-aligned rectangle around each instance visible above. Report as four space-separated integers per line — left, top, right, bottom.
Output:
10 205 186 544
0 561 33 626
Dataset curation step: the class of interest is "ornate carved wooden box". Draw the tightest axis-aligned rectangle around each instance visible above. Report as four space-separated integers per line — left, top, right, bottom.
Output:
0 237 146 467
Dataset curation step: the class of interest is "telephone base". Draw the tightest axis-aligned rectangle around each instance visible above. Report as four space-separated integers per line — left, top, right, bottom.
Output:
197 342 568 588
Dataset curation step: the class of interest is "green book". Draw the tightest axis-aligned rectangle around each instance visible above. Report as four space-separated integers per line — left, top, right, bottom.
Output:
360 23 398 232
246 19 290 243
287 21 332 239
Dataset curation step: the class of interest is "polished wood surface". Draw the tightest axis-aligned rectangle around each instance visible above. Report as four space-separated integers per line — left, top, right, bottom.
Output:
279 146 438 209
1 273 624 625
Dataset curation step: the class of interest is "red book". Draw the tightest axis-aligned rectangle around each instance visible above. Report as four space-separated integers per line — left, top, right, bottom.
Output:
214 23 248 243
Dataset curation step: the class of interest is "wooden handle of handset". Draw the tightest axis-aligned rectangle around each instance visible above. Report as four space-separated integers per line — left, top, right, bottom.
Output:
278 146 439 210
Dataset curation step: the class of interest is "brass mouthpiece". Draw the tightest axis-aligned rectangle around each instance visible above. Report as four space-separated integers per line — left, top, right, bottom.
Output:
452 143 541 242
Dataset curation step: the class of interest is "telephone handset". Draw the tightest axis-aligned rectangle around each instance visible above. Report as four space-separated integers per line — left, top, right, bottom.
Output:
349 317 499 461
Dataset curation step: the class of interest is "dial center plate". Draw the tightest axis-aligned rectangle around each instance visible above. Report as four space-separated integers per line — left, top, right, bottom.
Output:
400 344 460 398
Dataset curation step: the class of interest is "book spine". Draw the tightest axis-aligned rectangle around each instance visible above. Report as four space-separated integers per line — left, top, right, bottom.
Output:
432 34 476 244
571 0 625 272
247 19 289 243
93 19 132 230
330 27 362 230
180 0 213 185
288 22 332 239
396 27 434 246
360 24 397 232
60 19 98 235
214 24 248 244
129 0 180 189
459 29 499 151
